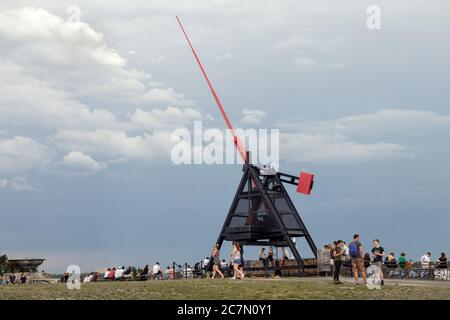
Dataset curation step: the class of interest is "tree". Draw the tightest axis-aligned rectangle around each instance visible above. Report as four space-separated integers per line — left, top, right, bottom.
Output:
0 254 8 274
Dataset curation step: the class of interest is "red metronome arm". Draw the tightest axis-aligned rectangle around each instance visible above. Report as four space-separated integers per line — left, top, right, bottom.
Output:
177 16 313 194
176 16 247 163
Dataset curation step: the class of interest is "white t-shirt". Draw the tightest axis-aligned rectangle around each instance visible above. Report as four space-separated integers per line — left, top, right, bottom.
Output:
104 271 109 279
420 255 431 268
343 245 349 256
115 268 124 278
203 258 210 266
153 264 161 274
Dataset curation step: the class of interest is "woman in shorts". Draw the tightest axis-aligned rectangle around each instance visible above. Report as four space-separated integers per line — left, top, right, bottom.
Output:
231 242 244 279
211 244 225 279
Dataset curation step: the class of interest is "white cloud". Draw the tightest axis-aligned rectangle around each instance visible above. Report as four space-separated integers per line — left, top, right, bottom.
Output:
0 7 194 113
240 109 266 125
275 35 318 50
276 108 450 163
137 87 195 107
129 106 202 130
147 55 167 63
53 129 174 161
279 109 450 141
294 55 345 69
0 176 37 191
209 52 233 60
294 56 320 68
0 7 205 173
9 176 38 191
281 133 409 164
63 151 105 172
0 59 120 131
0 136 50 172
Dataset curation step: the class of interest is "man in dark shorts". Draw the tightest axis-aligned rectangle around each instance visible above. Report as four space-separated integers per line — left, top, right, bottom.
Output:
371 239 385 285
349 234 367 285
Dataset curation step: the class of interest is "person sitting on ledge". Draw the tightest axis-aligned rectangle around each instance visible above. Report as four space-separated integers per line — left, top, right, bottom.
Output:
123 266 133 279
115 266 125 280
139 264 149 279
152 262 163 280
108 268 116 280
438 252 447 269
398 253 407 269
420 252 431 269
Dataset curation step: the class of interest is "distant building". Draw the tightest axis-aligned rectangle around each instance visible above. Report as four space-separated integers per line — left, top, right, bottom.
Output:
7 258 45 273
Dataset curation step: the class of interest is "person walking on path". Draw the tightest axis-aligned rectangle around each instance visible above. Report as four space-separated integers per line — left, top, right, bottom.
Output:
211 244 225 279
231 242 245 280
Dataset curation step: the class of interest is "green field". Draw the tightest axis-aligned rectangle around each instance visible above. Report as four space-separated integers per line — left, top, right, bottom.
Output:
1 277 450 300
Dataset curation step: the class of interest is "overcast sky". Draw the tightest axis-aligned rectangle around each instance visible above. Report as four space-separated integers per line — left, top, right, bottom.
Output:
1 0 449 272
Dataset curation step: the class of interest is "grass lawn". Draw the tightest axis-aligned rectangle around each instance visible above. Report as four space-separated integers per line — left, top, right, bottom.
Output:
1 278 450 300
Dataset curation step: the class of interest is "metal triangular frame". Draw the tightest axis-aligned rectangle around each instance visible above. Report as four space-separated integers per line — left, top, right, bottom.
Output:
215 163 317 271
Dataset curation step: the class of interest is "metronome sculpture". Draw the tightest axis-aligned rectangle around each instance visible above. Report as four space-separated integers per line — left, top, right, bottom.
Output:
177 17 318 270
215 156 317 269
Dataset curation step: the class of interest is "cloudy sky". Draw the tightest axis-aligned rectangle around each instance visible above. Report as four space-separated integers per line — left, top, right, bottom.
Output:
1 0 449 272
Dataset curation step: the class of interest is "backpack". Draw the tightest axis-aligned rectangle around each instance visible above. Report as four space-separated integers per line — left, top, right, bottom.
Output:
349 241 359 258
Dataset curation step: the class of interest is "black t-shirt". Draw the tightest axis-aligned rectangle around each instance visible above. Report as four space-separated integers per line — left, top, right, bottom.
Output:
372 246 385 262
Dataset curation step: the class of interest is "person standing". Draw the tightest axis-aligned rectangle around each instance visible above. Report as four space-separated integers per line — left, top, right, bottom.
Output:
231 242 244 279
259 248 268 270
349 234 367 285
239 242 245 275
267 246 275 268
371 239 385 286
332 241 344 284
281 247 289 266
211 244 225 279
328 243 335 278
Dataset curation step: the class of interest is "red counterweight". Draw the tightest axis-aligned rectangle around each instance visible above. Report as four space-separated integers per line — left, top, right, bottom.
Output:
297 172 314 195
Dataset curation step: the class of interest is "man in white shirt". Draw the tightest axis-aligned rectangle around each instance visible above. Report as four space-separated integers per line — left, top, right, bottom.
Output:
420 252 431 269
152 262 162 280
203 257 210 269
115 266 124 280
342 242 349 256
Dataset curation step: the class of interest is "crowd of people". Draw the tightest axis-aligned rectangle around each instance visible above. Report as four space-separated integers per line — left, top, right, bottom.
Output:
0 272 27 285
76 237 448 284
326 234 448 286
4 236 448 285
